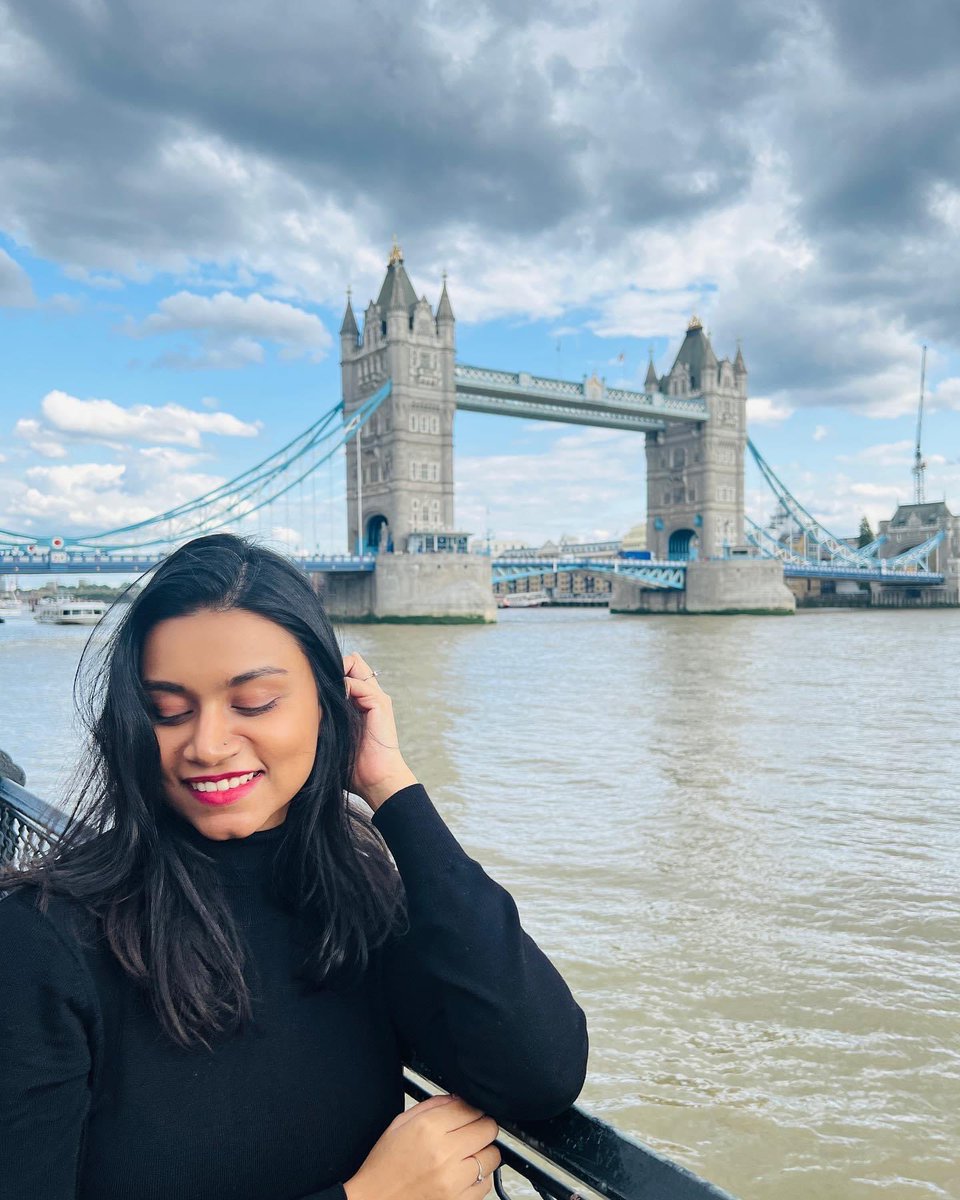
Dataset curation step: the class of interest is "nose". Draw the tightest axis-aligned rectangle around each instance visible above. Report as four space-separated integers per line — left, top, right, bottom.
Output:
184 704 238 765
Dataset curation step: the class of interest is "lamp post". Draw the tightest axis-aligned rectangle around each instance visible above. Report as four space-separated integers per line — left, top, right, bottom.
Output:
355 419 363 558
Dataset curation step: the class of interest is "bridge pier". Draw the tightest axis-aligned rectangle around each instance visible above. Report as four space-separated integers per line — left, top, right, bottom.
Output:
313 554 495 623
611 558 795 615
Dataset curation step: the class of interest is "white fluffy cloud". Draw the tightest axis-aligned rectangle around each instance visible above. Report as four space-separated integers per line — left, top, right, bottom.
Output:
1 454 228 534
21 389 261 449
130 290 332 367
12 417 67 458
456 424 647 544
747 396 794 425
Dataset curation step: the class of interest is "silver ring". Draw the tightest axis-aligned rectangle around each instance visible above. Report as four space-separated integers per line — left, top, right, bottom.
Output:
361 670 379 681
471 1155 484 1184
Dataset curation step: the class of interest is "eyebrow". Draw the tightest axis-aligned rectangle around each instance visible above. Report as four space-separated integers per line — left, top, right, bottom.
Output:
143 667 289 694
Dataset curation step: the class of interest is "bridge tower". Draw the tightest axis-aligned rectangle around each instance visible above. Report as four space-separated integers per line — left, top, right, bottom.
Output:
645 319 747 560
340 243 457 554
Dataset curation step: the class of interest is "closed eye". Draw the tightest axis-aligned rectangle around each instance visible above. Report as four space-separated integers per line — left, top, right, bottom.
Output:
151 699 279 725
151 711 190 725
234 700 279 716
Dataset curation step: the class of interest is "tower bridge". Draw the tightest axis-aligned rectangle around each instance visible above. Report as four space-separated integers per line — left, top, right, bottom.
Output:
340 242 749 569
1 245 954 618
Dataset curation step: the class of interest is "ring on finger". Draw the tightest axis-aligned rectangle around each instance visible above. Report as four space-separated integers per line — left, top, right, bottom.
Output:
470 1154 484 1184
360 670 379 681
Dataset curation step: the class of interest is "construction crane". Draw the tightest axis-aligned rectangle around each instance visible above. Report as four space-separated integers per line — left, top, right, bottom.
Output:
913 345 927 505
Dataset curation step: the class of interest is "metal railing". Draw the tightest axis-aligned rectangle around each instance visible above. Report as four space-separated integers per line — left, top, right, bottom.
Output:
0 775 737 1200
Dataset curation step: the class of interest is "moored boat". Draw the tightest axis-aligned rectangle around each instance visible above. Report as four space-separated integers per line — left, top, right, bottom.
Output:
34 600 108 626
499 590 548 608
0 594 30 620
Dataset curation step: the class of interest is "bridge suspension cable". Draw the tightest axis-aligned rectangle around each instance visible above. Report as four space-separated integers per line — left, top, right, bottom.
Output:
1 383 391 555
747 439 866 567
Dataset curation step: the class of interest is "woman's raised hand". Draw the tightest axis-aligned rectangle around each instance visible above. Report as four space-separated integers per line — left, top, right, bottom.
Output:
343 1094 501 1200
343 652 418 810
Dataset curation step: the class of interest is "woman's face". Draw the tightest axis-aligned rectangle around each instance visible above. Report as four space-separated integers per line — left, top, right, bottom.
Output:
142 607 321 839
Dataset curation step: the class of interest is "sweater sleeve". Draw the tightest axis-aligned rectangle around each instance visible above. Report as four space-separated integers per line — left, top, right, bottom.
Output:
372 785 588 1122
0 891 99 1200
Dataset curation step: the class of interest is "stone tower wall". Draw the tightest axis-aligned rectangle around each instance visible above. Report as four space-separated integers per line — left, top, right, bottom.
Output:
645 333 747 560
340 270 456 553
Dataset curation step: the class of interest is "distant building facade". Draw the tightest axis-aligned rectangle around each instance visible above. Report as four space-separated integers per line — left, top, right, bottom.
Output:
877 501 960 604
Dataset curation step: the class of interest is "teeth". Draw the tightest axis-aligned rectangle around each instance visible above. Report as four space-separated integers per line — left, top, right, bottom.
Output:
189 772 258 793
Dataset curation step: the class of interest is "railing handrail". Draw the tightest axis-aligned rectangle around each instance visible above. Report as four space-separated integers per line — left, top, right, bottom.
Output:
0 775 738 1200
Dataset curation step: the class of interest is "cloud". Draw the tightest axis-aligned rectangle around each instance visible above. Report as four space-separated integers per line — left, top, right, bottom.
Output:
0 247 35 306
137 446 210 471
0 0 958 420
747 396 794 425
813 425 829 441
152 337 265 371
21 389 262 449
129 290 332 367
2 462 226 533
25 462 126 490
63 264 124 290
836 440 913 468
456 424 647 544
13 417 67 458
929 376 960 413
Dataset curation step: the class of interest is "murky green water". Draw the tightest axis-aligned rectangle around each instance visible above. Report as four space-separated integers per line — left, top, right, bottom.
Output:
2 606 958 1199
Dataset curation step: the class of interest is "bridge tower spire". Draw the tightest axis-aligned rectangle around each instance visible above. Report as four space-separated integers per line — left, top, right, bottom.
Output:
340 245 457 554
645 317 747 560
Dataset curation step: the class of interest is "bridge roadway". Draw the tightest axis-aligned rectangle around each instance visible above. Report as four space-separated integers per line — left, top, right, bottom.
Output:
0 550 377 576
454 363 708 431
0 548 943 587
494 555 945 588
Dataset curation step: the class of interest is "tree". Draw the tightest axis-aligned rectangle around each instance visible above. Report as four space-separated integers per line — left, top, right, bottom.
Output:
857 516 874 547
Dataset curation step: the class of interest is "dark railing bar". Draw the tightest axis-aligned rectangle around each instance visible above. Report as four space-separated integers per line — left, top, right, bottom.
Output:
405 1068 592 1200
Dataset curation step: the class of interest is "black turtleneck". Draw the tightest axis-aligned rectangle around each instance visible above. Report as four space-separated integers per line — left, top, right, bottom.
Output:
0 785 588 1200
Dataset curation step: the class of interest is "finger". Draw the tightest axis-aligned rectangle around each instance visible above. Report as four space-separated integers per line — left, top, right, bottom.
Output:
390 1093 456 1130
451 1113 499 1151
343 652 380 683
344 678 393 716
462 1145 502 1191
418 1097 485 1134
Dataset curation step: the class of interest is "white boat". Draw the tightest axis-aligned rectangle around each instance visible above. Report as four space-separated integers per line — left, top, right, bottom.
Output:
0 594 30 619
34 600 108 626
499 590 548 609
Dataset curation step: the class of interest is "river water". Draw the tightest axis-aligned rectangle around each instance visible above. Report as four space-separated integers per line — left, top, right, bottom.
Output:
1 606 958 1199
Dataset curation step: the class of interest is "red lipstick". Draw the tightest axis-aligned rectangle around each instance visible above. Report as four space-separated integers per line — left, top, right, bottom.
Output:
184 770 264 807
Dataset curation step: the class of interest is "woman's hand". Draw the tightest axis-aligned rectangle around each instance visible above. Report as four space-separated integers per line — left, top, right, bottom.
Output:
343 652 418 810
343 1094 501 1200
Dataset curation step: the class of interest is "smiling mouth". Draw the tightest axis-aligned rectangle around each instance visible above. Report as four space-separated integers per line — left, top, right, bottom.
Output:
185 771 264 805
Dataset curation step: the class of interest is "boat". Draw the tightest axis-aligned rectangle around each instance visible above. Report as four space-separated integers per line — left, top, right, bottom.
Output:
499 590 548 608
34 600 108 626
0 594 30 619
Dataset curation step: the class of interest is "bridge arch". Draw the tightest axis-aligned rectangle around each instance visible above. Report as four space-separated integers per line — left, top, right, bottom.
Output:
365 513 391 554
668 528 698 560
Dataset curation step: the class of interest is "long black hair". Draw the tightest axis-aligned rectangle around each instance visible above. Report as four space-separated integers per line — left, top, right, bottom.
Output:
1 533 403 1049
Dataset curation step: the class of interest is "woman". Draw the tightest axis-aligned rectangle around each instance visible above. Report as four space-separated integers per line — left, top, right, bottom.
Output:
0 534 588 1200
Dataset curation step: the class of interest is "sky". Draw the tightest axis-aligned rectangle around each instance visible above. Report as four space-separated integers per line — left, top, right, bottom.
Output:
1 0 959 557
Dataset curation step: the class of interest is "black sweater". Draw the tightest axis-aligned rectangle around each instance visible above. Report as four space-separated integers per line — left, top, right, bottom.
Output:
0 786 588 1200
